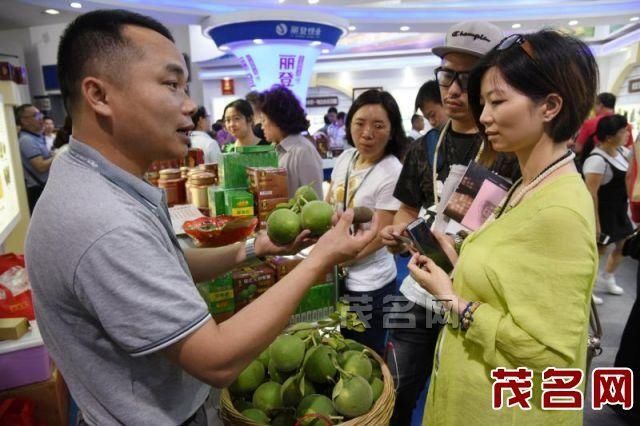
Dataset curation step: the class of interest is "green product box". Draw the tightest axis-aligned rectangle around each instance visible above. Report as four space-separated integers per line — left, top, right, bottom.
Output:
208 187 228 216
218 147 278 189
289 282 336 325
224 190 255 217
197 273 235 315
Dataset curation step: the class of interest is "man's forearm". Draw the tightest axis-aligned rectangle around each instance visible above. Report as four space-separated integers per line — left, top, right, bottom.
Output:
394 203 420 226
184 242 247 283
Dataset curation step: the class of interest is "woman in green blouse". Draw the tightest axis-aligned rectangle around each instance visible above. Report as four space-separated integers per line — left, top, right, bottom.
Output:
409 30 599 425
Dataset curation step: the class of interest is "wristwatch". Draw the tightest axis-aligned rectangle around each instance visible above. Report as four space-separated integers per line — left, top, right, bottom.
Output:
245 237 266 261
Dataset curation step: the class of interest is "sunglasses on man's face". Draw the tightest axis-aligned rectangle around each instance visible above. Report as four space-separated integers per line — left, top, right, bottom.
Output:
435 67 471 92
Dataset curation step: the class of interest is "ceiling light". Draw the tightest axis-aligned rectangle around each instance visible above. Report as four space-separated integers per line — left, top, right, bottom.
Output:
219 45 229 51
512 23 521 29
70 2 82 8
568 20 579 26
400 26 410 31
44 9 60 15
310 41 321 46
253 39 264 44
348 25 356 31
223 76 231 80
321 48 330 54
308 0 319 4
631 16 639 22
278 0 286 3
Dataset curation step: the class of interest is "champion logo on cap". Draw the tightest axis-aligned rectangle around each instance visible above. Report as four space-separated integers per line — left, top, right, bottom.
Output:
451 30 491 43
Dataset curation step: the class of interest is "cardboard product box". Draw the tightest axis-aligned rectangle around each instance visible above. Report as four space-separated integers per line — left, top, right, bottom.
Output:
218 148 278 189
267 256 304 281
0 367 68 426
0 62 14 81
247 167 289 199
232 263 276 311
12 66 27 85
289 282 336 325
256 196 288 228
197 273 235 323
224 190 255 217
0 317 29 340
208 187 226 216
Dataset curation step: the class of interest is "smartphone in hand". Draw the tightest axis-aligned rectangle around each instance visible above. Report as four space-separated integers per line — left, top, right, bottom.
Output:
406 217 454 273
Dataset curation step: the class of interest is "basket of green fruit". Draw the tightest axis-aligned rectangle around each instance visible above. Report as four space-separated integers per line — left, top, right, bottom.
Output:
219 311 395 425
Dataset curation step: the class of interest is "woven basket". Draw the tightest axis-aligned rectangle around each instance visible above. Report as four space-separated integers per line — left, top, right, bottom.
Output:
219 349 396 425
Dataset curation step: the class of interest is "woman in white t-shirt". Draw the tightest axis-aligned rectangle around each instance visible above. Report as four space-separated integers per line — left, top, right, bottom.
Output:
583 114 633 302
190 106 222 164
326 89 405 354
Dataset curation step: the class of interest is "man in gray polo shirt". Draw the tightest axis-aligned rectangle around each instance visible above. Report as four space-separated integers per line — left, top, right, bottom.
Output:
16 104 53 212
26 10 377 425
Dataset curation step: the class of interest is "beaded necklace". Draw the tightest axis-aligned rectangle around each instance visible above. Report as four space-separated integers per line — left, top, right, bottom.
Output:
494 150 575 220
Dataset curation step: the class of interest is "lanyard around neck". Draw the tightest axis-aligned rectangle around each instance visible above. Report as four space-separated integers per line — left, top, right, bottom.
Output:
432 120 485 205
342 151 378 209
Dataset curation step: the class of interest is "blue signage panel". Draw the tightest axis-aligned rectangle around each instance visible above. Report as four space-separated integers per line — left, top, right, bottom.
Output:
208 20 343 47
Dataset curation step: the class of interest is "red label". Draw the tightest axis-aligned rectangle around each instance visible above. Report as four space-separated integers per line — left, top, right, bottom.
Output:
592 368 634 410
491 367 533 410
542 367 584 410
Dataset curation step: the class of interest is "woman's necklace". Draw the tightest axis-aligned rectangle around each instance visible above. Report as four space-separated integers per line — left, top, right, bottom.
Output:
495 150 575 219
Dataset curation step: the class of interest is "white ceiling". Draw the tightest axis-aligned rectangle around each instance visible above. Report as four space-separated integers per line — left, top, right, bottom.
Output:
5 0 640 32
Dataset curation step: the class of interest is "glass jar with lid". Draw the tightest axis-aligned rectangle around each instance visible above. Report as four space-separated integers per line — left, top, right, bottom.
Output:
158 168 186 206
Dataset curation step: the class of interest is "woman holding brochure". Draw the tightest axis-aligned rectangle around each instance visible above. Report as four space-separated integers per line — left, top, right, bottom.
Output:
409 30 599 425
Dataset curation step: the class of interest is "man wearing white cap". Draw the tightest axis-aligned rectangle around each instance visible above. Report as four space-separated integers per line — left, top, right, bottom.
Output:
380 21 519 425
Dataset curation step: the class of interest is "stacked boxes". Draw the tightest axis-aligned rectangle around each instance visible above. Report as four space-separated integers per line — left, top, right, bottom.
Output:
247 167 289 228
232 263 276 311
218 146 278 190
197 273 235 323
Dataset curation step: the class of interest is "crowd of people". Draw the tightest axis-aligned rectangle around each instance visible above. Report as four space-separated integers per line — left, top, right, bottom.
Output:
15 7 639 426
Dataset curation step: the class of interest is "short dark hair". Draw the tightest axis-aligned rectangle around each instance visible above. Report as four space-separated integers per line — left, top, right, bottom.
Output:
245 91 264 111
337 111 346 121
327 107 338 114
15 104 34 125
582 114 628 158
345 89 407 159
57 10 174 114
223 99 254 122
411 114 423 124
191 106 208 126
597 92 616 109
468 30 598 144
414 80 442 112
260 85 309 136
323 114 331 125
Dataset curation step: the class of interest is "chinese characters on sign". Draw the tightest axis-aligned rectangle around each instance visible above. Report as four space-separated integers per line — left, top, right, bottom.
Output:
491 367 634 411
278 55 305 88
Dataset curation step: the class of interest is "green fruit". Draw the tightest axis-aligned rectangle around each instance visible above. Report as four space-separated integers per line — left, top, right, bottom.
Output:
296 394 337 424
270 334 306 372
304 345 337 384
267 209 302 245
370 362 383 381
268 359 292 384
344 339 366 352
248 284 257 295
295 185 319 206
271 412 297 426
342 352 372 381
257 349 270 368
370 377 384 402
281 376 316 407
333 376 373 418
241 408 270 424
232 398 253 412
300 201 334 236
229 360 265 396
252 381 283 416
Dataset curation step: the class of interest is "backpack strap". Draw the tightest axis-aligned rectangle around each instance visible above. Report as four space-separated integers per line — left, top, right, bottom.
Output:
424 128 441 168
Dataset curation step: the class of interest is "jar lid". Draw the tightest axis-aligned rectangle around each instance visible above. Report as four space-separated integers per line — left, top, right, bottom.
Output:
189 172 217 186
199 163 218 173
146 171 159 178
159 168 181 179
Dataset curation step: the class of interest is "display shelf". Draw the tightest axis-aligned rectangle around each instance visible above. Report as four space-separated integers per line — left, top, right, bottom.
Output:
0 94 21 245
